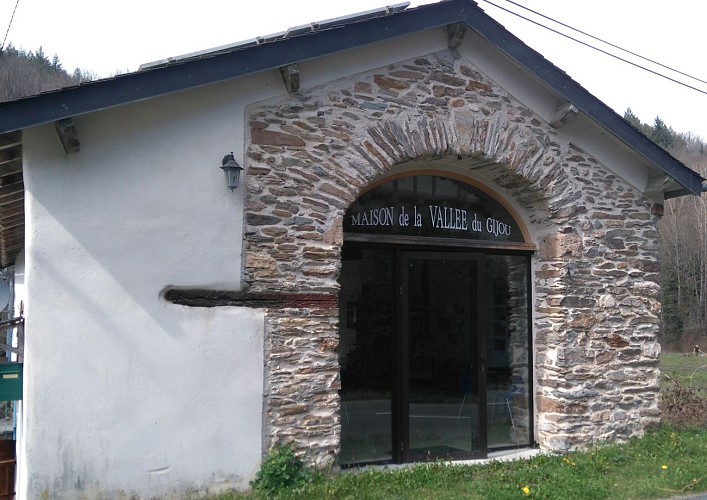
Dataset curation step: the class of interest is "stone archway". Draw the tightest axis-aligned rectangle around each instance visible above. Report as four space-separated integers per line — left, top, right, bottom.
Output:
244 50 662 465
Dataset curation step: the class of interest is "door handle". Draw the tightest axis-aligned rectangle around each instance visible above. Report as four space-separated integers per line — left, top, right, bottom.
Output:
480 355 486 373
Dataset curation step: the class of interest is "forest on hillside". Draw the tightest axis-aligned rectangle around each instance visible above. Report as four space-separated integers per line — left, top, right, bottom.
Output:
1 47 705 352
0 44 93 102
625 110 707 352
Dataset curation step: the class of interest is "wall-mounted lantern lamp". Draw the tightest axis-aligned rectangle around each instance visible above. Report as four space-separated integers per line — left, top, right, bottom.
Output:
221 152 244 192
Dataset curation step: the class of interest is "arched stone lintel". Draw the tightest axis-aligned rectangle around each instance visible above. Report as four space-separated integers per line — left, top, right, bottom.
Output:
355 116 572 208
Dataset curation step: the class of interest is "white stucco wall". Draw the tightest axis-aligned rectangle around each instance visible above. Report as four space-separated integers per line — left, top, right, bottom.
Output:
17 31 452 498
19 82 272 497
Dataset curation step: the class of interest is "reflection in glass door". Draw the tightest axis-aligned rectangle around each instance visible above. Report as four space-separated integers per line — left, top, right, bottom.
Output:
338 247 394 465
402 253 485 461
485 255 532 450
338 245 532 466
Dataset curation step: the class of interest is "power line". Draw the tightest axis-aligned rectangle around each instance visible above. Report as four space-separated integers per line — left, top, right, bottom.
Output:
501 0 707 88
1 0 21 52
479 0 707 97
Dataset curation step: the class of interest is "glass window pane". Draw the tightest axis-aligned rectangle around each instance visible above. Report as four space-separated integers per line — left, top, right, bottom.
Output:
338 247 394 465
407 257 481 460
485 255 531 449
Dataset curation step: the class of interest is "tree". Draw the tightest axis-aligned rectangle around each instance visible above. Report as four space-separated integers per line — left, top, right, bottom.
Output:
652 116 676 149
659 130 707 350
624 108 643 129
0 44 94 102
623 108 652 137
625 109 707 350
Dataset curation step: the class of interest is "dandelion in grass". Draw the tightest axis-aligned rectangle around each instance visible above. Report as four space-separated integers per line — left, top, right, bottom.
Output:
521 486 530 496
661 465 668 471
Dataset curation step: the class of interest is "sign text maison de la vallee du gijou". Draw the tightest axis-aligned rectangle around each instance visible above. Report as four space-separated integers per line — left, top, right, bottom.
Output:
348 204 513 238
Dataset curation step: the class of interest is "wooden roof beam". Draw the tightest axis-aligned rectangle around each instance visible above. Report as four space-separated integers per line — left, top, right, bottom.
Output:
447 23 466 49
0 139 20 153
0 191 24 206
0 158 22 176
279 64 300 93
55 118 80 154
0 181 24 197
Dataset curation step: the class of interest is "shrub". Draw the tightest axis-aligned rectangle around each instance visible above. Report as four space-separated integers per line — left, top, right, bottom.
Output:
662 382 707 428
250 444 313 496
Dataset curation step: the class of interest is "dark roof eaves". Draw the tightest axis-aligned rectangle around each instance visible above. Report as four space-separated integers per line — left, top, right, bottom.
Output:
459 3 704 195
0 0 466 136
1 0 702 194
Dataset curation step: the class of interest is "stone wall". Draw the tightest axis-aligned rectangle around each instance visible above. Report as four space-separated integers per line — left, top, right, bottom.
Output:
506 256 531 444
243 48 662 464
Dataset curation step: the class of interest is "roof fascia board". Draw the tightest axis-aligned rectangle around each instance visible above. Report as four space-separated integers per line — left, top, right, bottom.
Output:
665 188 691 199
0 0 467 135
459 2 703 195
1 0 702 195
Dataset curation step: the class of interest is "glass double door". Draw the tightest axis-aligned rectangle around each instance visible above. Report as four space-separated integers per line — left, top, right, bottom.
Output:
400 252 486 462
339 245 532 465
339 245 527 465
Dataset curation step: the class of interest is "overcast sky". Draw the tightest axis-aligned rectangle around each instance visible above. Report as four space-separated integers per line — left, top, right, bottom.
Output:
2 0 707 139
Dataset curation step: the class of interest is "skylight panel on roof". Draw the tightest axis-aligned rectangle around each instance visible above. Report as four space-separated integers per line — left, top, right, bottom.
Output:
138 2 410 70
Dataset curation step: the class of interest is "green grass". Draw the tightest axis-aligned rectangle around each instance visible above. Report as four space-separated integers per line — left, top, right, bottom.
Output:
660 352 707 391
212 353 707 500
220 427 706 500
